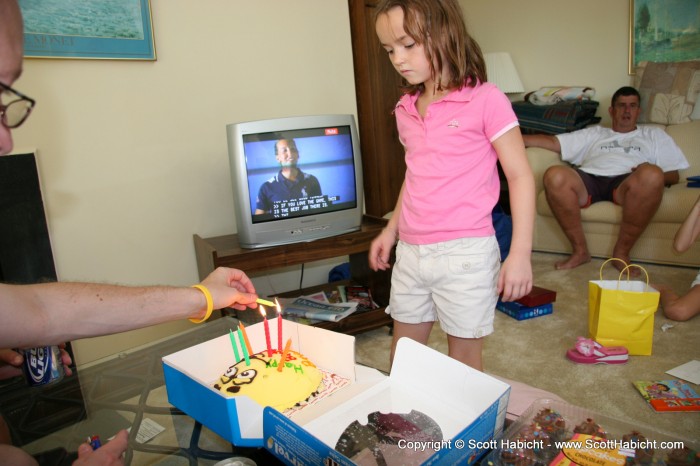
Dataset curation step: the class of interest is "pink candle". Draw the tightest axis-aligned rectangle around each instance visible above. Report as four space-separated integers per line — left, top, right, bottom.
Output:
275 298 283 352
260 306 273 357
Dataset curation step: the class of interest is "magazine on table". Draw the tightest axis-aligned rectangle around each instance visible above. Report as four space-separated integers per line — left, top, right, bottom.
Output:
278 296 359 322
345 285 379 312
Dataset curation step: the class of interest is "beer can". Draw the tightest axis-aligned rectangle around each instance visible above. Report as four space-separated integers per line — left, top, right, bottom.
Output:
21 345 65 387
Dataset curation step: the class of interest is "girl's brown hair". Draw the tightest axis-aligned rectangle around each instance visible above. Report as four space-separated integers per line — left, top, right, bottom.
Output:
374 0 486 95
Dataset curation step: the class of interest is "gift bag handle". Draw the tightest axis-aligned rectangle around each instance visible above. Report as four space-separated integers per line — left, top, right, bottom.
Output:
617 264 654 291
599 258 629 280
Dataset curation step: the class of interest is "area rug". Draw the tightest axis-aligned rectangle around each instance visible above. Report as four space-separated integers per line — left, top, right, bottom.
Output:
354 252 700 441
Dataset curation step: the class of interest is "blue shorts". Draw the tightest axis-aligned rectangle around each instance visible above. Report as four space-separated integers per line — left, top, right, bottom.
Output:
387 236 500 338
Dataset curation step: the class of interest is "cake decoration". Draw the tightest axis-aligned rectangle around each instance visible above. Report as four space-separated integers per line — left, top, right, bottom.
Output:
533 407 567 441
500 429 539 466
213 348 323 412
621 431 655 466
573 418 606 439
665 447 699 466
335 410 443 466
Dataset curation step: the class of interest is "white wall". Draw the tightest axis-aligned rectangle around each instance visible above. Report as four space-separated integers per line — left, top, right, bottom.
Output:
11 0 633 365
12 1 358 365
462 0 632 126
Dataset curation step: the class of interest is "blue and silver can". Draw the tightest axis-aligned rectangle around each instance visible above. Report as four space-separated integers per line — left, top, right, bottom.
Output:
21 345 65 387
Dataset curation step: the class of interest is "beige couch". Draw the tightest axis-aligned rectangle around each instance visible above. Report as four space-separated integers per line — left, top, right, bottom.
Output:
527 119 700 267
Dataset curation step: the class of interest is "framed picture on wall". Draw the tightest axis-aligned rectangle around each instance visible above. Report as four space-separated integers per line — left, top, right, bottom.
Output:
629 0 700 74
20 0 156 60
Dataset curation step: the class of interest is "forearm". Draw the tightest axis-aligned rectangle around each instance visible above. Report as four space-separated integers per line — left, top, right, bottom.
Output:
1 282 205 348
384 182 405 238
506 174 535 257
495 128 535 256
522 134 561 153
674 197 700 252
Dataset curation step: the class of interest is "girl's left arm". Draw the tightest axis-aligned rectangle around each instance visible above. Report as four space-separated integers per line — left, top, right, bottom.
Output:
492 127 535 301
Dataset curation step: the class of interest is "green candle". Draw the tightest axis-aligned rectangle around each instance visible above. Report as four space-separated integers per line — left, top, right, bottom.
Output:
229 329 241 363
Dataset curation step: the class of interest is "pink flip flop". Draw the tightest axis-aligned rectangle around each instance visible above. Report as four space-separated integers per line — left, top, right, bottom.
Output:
566 337 629 365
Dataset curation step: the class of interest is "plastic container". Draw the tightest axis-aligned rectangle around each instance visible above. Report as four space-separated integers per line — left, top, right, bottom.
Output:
484 398 698 466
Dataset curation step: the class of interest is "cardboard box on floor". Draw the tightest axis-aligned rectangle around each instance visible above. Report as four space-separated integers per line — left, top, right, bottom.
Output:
264 337 511 465
162 319 511 460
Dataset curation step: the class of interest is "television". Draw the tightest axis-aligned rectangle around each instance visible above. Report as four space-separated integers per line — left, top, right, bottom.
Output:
226 114 364 249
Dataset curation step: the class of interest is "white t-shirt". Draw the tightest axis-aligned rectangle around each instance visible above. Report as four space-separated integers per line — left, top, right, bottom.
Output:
556 125 689 176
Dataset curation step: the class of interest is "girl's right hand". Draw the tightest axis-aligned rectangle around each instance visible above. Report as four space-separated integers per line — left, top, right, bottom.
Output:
369 228 397 271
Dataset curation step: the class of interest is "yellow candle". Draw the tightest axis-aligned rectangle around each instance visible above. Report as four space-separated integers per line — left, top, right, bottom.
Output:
256 298 276 307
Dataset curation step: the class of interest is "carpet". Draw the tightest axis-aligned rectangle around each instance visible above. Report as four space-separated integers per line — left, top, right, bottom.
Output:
354 251 700 441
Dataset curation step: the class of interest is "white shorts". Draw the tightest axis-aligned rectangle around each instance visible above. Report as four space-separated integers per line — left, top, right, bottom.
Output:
692 269 700 288
387 236 500 338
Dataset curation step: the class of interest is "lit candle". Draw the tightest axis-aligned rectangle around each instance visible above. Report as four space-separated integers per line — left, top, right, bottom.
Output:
237 325 250 366
277 338 292 372
275 298 283 352
229 329 241 363
260 306 273 357
239 322 253 355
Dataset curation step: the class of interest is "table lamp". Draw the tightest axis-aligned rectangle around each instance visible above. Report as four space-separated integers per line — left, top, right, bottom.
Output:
484 52 524 94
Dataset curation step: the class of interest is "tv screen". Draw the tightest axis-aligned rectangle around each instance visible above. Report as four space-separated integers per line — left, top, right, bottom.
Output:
227 114 364 249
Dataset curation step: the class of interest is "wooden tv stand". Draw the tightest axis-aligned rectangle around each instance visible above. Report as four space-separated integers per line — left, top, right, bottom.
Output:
193 215 393 335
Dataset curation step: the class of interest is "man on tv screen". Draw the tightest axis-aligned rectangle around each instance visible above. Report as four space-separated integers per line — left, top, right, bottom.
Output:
254 138 322 215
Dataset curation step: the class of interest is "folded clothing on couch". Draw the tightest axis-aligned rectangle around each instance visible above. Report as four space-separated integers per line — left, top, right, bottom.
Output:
525 86 596 105
513 99 601 135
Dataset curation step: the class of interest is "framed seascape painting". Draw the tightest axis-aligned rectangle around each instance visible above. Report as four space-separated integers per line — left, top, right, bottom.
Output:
629 0 700 74
19 0 156 60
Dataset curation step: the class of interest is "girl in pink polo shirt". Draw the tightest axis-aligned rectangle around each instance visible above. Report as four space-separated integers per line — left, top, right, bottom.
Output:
369 0 535 371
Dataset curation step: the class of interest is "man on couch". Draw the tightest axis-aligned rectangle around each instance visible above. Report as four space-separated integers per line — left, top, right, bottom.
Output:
523 86 688 271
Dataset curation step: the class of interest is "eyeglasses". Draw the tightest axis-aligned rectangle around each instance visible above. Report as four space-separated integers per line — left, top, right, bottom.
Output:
0 81 36 129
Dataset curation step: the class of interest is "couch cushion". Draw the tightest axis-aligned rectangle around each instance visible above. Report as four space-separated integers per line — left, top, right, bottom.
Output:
536 184 699 224
634 60 700 125
667 120 700 180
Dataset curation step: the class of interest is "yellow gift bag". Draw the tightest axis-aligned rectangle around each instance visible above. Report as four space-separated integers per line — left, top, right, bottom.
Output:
588 259 659 356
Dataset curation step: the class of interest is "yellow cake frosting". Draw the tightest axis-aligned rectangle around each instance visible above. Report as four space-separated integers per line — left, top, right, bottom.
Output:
213 349 323 411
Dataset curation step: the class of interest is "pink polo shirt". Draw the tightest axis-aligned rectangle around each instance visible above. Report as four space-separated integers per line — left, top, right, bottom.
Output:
394 81 518 245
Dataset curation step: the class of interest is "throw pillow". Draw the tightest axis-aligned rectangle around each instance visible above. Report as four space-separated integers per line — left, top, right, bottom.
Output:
634 60 700 125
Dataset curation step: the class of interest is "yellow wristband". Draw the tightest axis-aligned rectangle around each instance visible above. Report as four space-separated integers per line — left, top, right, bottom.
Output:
190 284 214 323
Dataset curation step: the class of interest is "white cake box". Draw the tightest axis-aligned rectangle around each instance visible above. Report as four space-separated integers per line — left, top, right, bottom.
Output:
162 318 368 447
263 337 511 465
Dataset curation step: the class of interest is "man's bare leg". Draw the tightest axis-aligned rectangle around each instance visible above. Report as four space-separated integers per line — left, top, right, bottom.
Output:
612 164 664 273
543 165 592 269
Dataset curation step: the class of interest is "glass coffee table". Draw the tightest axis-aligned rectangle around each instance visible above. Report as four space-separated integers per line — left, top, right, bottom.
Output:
1 317 282 465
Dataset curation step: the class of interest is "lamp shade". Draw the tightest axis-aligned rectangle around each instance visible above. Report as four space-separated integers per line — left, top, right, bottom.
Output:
484 52 524 94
